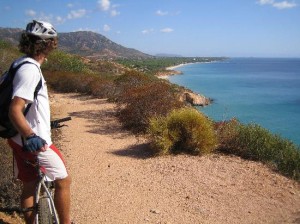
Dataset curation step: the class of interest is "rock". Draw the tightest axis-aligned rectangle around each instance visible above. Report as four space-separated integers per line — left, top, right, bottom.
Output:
180 91 211 106
150 209 161 214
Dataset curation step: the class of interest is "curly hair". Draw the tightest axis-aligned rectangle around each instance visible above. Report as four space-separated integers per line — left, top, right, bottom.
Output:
18 33 58 57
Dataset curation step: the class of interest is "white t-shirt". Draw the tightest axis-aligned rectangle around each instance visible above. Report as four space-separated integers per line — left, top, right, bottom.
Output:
11 56 52 146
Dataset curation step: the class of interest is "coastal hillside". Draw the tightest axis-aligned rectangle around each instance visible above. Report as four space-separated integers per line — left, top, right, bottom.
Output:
0 28 152 60
55 92 300 223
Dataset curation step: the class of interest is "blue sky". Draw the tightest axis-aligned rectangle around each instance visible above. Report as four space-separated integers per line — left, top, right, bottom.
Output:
0 0 299 57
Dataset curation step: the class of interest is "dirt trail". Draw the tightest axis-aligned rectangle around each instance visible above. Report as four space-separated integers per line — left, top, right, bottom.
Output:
50 92 300 224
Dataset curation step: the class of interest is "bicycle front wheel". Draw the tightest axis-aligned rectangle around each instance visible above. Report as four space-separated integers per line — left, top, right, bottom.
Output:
38 196 54 224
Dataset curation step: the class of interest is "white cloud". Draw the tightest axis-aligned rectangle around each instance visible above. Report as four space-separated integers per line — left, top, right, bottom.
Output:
257 0 274 5
67 3 74 8
103 24 111 32
257 0 297 9
156 10 168 16
273 1 297 9
160 28 173 33
99 0 110 11
110 9 120 17
142 29 154 34
25 10 65 25
76 27 100 33
37 13 55 23
98 0 120 17
56 16 65 24
67 9 87 19
25 9 37 17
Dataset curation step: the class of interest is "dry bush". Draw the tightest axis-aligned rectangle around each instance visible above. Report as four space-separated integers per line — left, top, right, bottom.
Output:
90 77 115 98
214 118 240 152
0 41 21 74
112 70 154 101
117 81 183 133
0 140 22 208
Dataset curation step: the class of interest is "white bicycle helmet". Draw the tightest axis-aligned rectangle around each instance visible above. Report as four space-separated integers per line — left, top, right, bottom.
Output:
26 20 57 39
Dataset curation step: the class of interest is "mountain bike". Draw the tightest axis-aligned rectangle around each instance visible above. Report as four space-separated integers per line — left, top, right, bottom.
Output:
0 116 71 224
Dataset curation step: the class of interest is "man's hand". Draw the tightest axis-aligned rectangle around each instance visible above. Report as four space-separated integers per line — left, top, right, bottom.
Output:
23 134 48 154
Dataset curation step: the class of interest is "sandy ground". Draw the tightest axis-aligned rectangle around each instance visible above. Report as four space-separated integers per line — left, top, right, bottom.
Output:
48 92 300 224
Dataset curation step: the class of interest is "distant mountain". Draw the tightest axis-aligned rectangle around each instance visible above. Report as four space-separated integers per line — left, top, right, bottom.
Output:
0 28 153 60
0 28 22 45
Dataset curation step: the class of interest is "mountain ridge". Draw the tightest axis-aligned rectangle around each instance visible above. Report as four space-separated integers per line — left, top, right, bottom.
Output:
0 28 153 60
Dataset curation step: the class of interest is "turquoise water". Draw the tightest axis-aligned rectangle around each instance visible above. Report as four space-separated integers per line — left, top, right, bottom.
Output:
169 58 300 146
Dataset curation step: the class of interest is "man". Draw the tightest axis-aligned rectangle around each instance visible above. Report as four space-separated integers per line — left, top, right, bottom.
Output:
7 20 71 224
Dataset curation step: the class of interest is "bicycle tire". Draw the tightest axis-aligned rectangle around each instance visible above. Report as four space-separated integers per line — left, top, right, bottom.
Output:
38 196 54 224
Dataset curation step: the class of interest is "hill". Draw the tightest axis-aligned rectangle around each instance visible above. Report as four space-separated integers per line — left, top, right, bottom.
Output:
0 28 152 60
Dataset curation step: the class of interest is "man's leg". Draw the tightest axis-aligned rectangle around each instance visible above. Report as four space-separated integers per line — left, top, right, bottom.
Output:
54 175 72 224
21 180 37 224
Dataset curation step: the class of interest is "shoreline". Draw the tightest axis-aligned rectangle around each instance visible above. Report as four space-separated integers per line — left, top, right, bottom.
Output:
165 62 199 71
156 62 213 107
160 61 217 79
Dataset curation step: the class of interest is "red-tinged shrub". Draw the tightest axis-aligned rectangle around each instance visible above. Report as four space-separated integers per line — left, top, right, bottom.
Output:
117 81 183 133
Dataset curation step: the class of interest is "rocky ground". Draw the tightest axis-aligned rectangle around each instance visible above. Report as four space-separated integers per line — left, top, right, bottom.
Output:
1 91 300 224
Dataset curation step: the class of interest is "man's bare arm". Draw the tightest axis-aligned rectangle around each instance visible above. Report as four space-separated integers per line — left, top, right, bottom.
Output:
9 96 34 138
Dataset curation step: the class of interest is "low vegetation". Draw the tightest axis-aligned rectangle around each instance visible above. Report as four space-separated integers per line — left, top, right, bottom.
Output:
0 40 299 213
114 71 183 133
148 108 217 155
0 40 22 73
217 119 300 180
0 139 22 209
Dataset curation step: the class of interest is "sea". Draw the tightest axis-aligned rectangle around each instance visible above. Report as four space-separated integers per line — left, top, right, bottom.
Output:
168 58 300 146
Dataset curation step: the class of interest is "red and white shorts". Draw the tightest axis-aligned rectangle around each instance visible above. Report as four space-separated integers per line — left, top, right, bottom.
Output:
8 139 68 182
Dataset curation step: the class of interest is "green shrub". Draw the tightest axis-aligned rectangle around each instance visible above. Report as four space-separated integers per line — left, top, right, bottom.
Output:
273 137 300 180
148 108 218 155
44 50 87 73
233 124 279 160
217 122 300 180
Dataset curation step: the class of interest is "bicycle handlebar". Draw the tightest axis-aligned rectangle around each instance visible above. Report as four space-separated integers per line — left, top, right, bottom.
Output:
50 116 72 129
